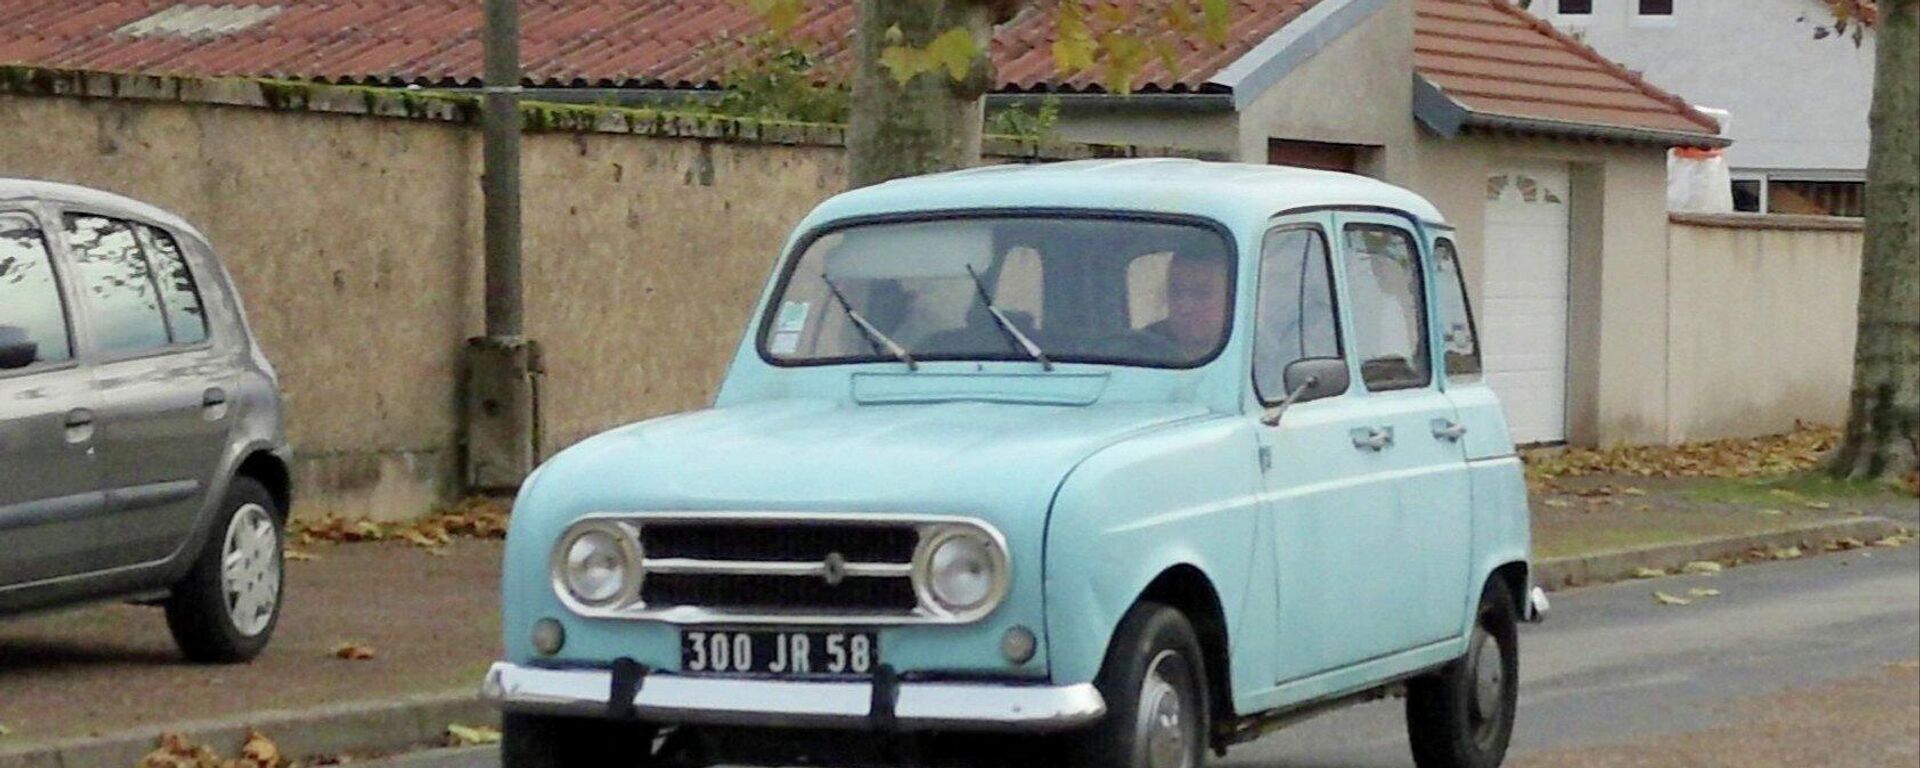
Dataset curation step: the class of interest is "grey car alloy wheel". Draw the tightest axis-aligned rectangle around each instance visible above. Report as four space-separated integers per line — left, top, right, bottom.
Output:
221 502 280 637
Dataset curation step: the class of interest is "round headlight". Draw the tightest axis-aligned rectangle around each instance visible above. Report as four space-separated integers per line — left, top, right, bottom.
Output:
561 528 631 605
926 531 1002 612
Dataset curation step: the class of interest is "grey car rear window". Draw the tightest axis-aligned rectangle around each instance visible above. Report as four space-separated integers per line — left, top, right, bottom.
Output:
64 214 172 355
0 212 74 364
137 224 210 345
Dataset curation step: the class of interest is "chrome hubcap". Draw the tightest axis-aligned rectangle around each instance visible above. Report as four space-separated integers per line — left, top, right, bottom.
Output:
1469 628 1505 736
1136 650 1195 768
221 503 280 637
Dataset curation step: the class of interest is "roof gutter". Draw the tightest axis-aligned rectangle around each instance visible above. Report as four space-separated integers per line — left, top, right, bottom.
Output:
1413 74 1728 149
436 86 1236 114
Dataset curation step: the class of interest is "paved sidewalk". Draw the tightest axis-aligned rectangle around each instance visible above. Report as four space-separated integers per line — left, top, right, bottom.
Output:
0 540 502 741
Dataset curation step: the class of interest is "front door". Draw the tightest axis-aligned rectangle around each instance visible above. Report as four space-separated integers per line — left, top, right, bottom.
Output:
1257 212 1472 685
0 208 106 588
58 212 235 569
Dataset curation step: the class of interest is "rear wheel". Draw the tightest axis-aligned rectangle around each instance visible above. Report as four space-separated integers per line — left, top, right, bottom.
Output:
1405 579 1519 768
501 713 658 768
165 476 283 663
1064 602 1210 768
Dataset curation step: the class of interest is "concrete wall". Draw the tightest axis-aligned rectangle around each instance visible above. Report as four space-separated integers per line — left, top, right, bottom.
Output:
1667 213 1863 441
1234 0 1422 178
1540 0 1874 175
0 70 1183 519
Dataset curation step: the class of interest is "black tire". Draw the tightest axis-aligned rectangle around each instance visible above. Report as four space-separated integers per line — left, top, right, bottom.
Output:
165 476 284 664
1405 579 1519 768
501 713 658 768
1064 602 1211 768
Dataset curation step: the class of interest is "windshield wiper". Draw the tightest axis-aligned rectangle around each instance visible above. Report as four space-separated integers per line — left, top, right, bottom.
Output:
820 272 918 371
963 264 1053 371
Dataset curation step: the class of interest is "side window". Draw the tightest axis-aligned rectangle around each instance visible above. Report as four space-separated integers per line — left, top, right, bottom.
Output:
1254 227 1341 402
0 213 75 365
64 214 171 355
1341 224 1430 391
1433 238 1482 379
136 224 210 345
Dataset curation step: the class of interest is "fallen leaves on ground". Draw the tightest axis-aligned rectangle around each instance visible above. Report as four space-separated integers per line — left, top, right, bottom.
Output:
283 550 319 562
445 724 502 747
0 722 11 737
330 642 376 661
1688 587 1722 598
1873 531 1916 547
1653 591 1692 606
1681 560 1724 575
290 497 510 551
1525 425 1839 484
1772 546 1805 560
137 730 286 768
1631 567 1667 579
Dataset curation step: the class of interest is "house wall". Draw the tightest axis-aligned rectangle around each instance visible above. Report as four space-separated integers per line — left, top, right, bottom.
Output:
0 70 1184 519
1540 0 1874 176
1666 213 1863 441
1234 0 1422 178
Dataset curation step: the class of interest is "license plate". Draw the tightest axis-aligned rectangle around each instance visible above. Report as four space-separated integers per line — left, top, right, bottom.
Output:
680 630 880 677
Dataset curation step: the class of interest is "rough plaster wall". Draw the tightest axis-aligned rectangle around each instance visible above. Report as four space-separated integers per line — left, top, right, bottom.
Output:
0 93 841 517
1667 223 1862 440
1236 0 1420 175
1050 110 1240 160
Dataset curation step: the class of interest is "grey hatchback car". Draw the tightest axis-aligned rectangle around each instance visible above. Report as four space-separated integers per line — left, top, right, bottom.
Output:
1 179 291 663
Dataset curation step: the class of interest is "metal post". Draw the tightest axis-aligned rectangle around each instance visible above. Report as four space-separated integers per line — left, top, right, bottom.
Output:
482 0 523 339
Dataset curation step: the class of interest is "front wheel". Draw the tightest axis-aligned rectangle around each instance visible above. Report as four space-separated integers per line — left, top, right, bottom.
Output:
164 476 284 663
1064 602 1210 768
1405 579 1519 768
502 713 658 768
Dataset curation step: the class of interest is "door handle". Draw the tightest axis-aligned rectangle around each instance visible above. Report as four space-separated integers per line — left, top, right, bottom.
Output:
202 387 228 407
1432 419 1468 442
64 408 94 428
1350 426 1394 452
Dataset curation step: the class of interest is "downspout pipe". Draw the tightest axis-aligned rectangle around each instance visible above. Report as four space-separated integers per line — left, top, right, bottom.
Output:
482 0 523 339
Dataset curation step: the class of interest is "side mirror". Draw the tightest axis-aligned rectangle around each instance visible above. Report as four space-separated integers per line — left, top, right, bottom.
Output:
1284 357 1350 403
1261 357 1350 427
0 326 38 371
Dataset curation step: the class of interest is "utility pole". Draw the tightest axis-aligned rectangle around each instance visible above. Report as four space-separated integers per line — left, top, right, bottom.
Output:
467 0 539 491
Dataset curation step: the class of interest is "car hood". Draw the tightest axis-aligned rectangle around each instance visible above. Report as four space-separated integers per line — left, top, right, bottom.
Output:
516 398 1213 544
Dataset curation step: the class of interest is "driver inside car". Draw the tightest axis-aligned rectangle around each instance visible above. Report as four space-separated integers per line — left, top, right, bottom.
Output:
1143 248 1230 361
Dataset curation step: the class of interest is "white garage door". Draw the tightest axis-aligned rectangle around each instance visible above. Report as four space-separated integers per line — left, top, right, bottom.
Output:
1482 164 1571 444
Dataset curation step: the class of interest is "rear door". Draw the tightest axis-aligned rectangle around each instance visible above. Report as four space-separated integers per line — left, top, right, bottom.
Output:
0 207 107 587
1329 213 1472 646
58 212 236 569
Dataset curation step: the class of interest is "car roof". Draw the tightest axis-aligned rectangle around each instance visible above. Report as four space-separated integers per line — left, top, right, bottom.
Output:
0 177 209 244
801 159 1450 233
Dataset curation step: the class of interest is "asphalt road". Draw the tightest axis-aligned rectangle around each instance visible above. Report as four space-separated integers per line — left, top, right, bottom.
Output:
378 545 1920 768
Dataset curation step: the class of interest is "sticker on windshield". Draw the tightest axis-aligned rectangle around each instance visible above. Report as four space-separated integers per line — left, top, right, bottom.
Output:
771 331 802 355
777 301 811 333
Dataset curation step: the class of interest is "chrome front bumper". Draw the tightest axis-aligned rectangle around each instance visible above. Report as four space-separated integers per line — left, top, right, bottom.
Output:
481 662 1106 733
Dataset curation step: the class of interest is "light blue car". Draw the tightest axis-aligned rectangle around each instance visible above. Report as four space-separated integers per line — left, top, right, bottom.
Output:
484 160 1544 768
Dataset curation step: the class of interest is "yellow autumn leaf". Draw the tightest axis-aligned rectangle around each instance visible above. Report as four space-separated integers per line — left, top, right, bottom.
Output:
331 642 376 661
447 724 503 746
1773 546 1804 560
924 27 981 82
240 729 281 766
1681 560 1723 575
1653 591 1692 606
1631 567 1666 579
1687 587 1722 598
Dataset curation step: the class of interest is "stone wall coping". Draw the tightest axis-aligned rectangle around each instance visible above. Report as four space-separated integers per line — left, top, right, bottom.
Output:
0 65 1217 162
1670 211 1866 232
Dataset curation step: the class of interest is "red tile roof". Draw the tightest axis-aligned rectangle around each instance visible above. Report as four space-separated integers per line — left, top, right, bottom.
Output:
0 0 1717 138
1415 0 1720 136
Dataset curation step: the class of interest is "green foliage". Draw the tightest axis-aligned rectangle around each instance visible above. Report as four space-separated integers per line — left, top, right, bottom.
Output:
700 32 849 123
986 96 1062 140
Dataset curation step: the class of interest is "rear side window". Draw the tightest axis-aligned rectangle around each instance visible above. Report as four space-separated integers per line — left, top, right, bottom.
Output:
137 224 209 345
1341 224 1430 391
1433 238 1482 378
65 214 171 355
0 213 75 365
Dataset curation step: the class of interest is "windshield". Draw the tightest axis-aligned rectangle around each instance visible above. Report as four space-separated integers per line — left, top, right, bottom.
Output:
760 215 1235 369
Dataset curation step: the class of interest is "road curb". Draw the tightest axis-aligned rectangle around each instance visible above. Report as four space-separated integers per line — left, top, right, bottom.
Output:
0 691 492 768
1536 516 1909 589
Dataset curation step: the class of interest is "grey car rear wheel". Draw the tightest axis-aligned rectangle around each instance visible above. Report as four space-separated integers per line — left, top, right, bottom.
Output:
165 476 283 663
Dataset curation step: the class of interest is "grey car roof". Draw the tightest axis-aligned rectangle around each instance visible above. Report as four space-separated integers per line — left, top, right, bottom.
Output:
0 177 209 244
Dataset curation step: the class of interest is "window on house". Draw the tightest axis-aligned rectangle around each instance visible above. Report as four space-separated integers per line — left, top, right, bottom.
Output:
1768 180 1866 217
1558 0 1593 15
1731 179 1764 213
1638 0 1674 15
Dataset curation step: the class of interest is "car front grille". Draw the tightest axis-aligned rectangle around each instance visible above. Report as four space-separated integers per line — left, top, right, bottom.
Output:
636 517 926 621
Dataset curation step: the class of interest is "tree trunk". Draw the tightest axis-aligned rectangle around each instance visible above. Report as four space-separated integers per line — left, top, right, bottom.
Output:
847 0 999 188
1831 0 1920 482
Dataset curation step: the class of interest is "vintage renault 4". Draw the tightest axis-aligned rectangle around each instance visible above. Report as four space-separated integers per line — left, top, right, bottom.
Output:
484 159 1543 768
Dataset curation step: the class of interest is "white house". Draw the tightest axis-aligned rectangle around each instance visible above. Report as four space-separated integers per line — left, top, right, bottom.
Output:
1538 0 1877 216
